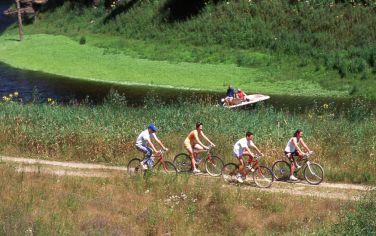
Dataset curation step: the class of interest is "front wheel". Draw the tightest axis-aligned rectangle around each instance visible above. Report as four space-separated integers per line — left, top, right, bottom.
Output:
272 160 291 181
253 166 274 188
221 163 239 183
304 162 324 185
127 158 142 176
173 153 192 172
205 155 224 177
156 161 178 177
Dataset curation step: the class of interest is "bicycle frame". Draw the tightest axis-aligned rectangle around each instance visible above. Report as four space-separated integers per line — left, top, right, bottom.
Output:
151 150 168 170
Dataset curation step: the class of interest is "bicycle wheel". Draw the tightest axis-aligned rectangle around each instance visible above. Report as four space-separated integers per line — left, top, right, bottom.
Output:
127 158 142 176
173 153 192 172
272 160 290 181
253 166 274 188
205 155 224 177
304 162 324 185
156 161 178 177
221 163 239 183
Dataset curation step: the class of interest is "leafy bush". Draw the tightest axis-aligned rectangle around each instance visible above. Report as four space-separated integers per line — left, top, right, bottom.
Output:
79 36 86 45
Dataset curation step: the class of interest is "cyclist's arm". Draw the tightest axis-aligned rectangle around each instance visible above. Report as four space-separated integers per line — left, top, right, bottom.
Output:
201 132 215 146
147 139 158 153
154 136 167 150
300 139 311 153
250 143 262 155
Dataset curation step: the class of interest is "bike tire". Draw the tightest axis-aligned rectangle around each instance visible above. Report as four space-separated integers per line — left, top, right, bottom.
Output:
253 165 274 188
303 162 324 185
127 158 142 176
156 161 178 177
272 160 291 181
173 153 192 173
221 163 239 183
205 155 224 177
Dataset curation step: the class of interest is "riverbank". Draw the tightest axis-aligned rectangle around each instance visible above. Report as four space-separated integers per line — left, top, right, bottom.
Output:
0 33 363 98
0 97 375 184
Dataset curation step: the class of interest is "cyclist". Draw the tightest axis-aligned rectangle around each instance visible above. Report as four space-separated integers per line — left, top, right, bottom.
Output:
284 129 312 181
135 124 168 169
184 122 216 174
233 132 263 183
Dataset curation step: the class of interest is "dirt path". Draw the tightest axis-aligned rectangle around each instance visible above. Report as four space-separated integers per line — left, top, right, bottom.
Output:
1 155 373 201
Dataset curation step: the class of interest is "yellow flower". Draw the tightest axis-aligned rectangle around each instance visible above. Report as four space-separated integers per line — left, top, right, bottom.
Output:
47 98 52 103
323 103 329 109
14 92 19 97
8 94 13 98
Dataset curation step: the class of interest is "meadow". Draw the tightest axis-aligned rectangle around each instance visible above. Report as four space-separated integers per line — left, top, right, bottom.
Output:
0 34 350 98
0 93 375 184
2 164 375 235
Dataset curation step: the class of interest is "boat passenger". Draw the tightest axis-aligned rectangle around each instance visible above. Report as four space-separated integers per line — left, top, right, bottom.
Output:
224 85 235 106
236 88 247 102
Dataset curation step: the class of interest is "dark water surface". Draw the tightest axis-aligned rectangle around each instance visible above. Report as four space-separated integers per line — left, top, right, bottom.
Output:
1 62 375 112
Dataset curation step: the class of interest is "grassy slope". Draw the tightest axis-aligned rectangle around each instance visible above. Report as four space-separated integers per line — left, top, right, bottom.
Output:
0 33 348 97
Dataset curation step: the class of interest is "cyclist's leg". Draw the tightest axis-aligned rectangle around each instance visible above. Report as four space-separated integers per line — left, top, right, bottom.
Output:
184 140 197 171
136 144 153 168
192 144 205 171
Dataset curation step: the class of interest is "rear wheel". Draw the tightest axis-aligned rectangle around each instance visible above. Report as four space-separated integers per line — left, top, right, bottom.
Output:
173 153 192 172
221 163 239 183
127 158 142 176
253 166 274 188
304 162 324 185
272 160 290 181
205 155 224 177
156 161 178 177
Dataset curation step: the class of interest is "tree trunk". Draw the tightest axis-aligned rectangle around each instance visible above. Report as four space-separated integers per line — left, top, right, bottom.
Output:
16 0 24 41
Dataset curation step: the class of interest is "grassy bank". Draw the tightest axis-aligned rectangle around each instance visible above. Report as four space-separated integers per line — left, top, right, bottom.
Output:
0 34 352 98
0 95 375 184
0 164 346 235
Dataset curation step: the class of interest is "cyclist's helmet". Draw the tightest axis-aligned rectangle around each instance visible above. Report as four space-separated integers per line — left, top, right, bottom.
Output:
148 123 157 132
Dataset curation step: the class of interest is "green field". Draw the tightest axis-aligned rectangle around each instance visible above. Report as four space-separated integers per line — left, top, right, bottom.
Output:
0 33 355 97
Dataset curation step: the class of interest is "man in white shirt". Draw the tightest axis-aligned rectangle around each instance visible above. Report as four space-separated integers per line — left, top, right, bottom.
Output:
233 132 263 183
135 124 168 169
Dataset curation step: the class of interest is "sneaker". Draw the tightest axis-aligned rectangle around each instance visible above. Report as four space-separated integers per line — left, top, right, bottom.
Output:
289 175 298 181
192 169 201 174
141 162 148 170
236 174 244 183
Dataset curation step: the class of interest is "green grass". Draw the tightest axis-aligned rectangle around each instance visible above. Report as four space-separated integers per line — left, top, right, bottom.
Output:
0 95 375 184
0 33 353 97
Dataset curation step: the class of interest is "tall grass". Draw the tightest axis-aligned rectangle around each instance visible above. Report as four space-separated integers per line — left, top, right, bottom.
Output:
0 95 375 184
0 165 344 235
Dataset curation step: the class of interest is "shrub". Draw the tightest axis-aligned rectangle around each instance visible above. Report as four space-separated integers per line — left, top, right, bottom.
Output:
79 36 86 45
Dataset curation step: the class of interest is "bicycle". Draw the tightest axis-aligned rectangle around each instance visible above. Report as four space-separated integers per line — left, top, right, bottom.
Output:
173 145 224 176
221 154 274 188
127 150 177 177
272 151 324 185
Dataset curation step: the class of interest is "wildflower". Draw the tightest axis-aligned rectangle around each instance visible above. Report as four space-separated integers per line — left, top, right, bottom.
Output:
9 94 13 98
14 91 19 97
323 103 329 109
2 96 7 101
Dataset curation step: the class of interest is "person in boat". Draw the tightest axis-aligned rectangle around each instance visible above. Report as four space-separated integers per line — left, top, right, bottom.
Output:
184 122 216 174
284 129 313 181
223 85 235 106
235 88 247 102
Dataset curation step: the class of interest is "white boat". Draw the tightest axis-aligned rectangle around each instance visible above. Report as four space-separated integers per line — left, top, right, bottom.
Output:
222 94 270 108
